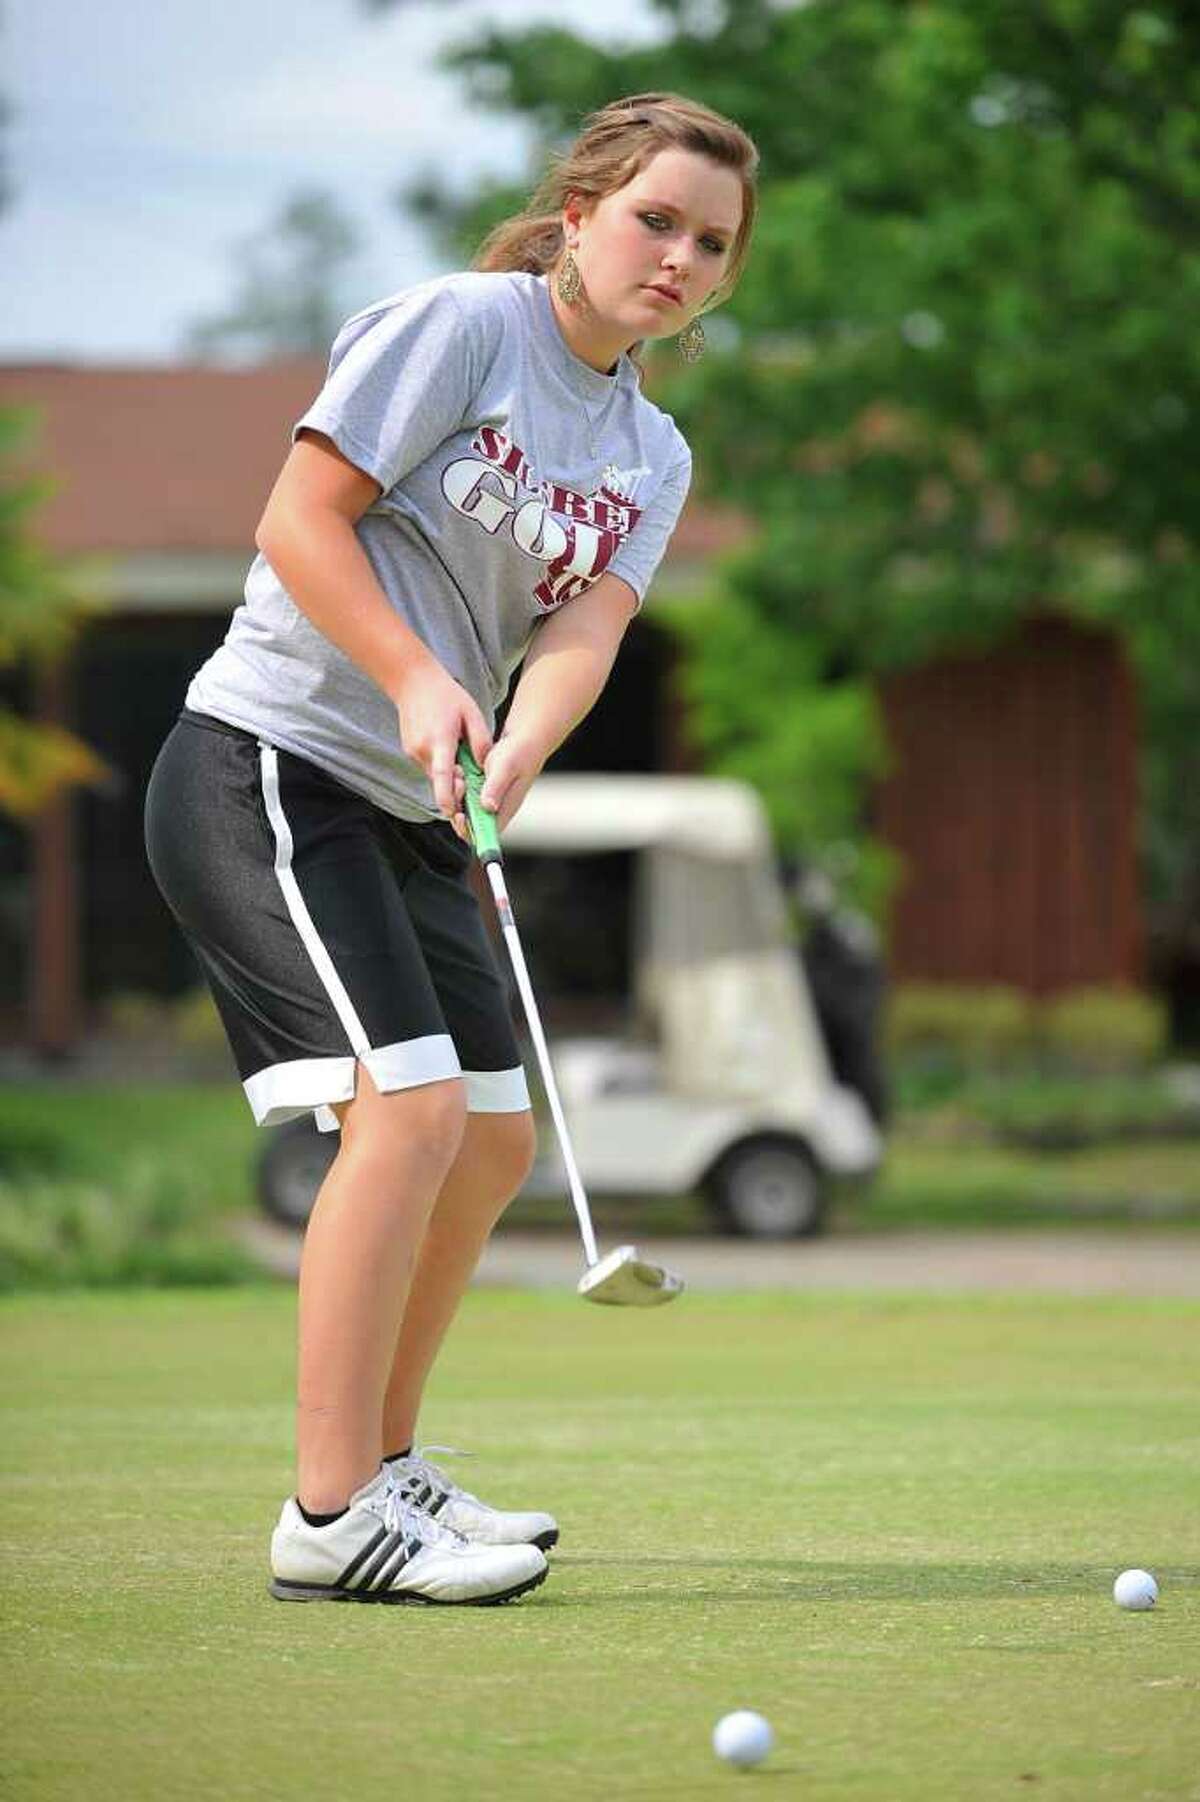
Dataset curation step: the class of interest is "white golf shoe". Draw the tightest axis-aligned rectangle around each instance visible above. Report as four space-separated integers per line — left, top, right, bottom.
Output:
387 1445 559 1551
269 1465 547 1605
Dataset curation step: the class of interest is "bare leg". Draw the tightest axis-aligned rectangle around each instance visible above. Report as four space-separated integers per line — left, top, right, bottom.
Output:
295 1067 467 1513
380 1109 536 1456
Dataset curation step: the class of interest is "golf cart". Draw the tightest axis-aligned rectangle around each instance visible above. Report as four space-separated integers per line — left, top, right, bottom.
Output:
500 775 882 1237
258 773 883 1238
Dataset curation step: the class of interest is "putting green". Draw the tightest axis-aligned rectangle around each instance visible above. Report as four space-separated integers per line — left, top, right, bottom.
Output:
2 1286 1197 1799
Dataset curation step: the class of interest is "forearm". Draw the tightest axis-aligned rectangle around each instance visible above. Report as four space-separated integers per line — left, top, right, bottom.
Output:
256 504 435 702
501 614 622 766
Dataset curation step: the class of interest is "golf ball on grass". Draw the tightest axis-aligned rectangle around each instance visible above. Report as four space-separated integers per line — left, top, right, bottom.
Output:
713 1710 774 1769
1113 1568 1158 1610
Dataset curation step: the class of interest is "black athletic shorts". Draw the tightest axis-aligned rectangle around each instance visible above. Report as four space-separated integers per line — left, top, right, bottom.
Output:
144 709 529 1131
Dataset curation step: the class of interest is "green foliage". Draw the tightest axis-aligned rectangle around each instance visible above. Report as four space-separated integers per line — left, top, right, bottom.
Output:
887 983 1035 1068
0 414 107 663
0 1083 260 1291
0 410 109 816
0 1163 258 1292
404 1 1200 945
0 709 109 817
170 986 226 1051
103 986 226 1056
102 992 169 1041
888 981 1168 1078
659 583 899 916
964 1071 1198 1150
0 1083 257 1206
871 1131 1200 1224
1039 985 1168 1072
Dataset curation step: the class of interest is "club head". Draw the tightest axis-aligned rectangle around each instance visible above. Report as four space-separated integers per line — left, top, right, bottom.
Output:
576 1243 685 1307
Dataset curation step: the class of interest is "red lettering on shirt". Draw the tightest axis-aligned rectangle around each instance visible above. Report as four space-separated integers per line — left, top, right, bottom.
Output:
458 426 645 612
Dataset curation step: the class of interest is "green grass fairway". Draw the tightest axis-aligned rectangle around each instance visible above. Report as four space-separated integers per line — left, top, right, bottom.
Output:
2 1287 1197 1799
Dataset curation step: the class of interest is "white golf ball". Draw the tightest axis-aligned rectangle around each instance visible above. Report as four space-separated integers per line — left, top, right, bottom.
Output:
712 1710 774 1768
1113 1568 1158 1610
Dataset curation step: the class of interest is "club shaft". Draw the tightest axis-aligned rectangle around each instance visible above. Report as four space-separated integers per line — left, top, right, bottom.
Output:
485 862 600 1268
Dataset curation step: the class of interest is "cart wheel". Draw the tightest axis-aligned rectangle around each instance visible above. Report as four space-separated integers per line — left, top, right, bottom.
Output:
705 1136 826 1240
258 1116 338 1229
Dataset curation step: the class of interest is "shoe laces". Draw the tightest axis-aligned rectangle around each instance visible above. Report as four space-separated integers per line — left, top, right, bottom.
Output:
377 1466 467 1548
395 1443 485 1511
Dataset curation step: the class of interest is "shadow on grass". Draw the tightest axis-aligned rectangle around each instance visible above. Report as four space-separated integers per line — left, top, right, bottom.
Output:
542 1558 1200 1605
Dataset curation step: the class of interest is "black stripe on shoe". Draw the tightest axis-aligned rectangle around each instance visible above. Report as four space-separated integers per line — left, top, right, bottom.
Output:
398 1478 434 1510
357 1530 411 1591
370 1536 418 1592
335 1524 391 1589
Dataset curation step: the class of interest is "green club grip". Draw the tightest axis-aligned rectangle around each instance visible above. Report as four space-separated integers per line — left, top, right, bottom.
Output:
455 743 503 864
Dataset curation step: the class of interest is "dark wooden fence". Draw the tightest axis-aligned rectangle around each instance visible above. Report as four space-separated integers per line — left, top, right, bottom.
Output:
874 615 1142 994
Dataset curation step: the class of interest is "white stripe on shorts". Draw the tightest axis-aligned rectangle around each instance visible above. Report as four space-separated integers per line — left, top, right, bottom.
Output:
245 1040 463 1131
244 1055 357 1128
361 1036 463 1095
462 1067 531 1112
259 745 372 1058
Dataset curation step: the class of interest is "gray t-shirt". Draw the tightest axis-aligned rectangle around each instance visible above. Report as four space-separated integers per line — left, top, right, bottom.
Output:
186 269 692 820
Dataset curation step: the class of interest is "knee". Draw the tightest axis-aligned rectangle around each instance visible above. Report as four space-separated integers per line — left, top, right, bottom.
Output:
481 1108 538 1208
339 1075 468 1183
413 1081 471 1173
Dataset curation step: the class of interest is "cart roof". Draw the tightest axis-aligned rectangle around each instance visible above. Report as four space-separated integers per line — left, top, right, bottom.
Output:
502 775 772 860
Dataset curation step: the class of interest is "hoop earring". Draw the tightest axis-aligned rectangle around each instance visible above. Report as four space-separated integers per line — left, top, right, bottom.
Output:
556 251 583 307
677 316 706 363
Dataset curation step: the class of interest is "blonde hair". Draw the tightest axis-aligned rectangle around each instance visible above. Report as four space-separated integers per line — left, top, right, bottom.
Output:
472 92 759 372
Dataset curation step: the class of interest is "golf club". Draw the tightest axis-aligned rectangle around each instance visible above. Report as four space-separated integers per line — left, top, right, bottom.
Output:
456 744 683 1307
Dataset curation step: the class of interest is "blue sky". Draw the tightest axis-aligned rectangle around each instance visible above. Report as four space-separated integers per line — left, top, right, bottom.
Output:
1 0 665 363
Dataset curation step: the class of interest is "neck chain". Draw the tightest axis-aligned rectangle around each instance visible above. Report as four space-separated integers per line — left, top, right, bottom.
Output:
545 272 623 477
574 368 621 469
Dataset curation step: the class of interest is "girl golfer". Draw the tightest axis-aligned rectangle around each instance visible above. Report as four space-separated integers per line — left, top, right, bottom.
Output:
145 92 758 1605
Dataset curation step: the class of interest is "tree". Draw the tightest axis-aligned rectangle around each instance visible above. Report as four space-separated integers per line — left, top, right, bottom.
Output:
0 413 108 817
0 16 106 820
378 0 1200 971
184 189 361 363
